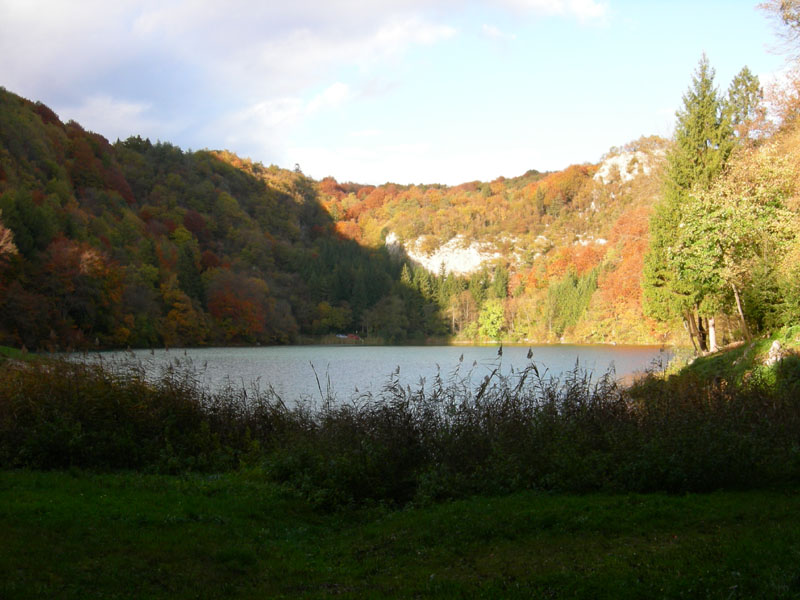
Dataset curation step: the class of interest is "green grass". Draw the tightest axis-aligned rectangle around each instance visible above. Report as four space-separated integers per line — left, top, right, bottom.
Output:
2 470 800 599
0 345 34 362
3 346 800 597
673 328 800 390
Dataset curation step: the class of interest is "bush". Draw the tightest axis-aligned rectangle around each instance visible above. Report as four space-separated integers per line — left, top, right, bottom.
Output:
0 357 291 472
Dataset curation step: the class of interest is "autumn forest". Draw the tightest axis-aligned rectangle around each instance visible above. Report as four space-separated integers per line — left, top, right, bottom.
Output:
2 11 800 352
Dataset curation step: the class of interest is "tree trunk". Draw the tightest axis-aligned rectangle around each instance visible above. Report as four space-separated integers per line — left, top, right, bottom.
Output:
693 309 708 354
684 306 708 354
708 315 718 353
684 309 707 354
731 283 751 341
684 317 699 354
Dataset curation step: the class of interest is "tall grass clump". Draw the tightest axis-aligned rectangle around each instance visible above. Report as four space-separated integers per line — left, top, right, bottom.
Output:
2 352 800 508
0 356 295 472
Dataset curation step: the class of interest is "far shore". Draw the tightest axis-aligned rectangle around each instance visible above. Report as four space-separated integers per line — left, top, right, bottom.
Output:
298 334 676 350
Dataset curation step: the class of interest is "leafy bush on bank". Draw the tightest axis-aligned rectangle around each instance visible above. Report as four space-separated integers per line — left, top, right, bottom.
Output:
1 352 799 508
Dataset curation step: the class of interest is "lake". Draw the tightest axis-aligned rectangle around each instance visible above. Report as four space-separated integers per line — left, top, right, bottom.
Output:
93 344 670 403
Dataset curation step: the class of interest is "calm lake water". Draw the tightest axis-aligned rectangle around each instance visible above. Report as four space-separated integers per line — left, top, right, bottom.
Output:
93 345 670 403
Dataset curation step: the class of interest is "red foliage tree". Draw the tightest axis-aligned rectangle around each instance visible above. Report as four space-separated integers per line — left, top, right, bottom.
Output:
42 237 122 340
183 209 207 235
206 270 274 342
34 101 62 127
200 250 221 271
68 137 104 190
319 176 345 199
532 164 596 211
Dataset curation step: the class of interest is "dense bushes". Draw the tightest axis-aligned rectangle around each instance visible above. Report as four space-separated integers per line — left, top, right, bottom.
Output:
2 354 800 508
0 358 293 472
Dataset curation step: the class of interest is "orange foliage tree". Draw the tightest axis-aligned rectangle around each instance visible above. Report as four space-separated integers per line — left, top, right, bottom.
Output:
334 220 362 242
546 244 606 280
598 206 651 308
159 275 208 346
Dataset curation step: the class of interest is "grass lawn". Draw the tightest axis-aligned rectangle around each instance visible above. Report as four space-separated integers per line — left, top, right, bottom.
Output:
2 470 800 599
0 345 34 362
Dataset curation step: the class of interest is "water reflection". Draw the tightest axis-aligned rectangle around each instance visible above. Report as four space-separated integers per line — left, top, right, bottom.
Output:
88 344 670 403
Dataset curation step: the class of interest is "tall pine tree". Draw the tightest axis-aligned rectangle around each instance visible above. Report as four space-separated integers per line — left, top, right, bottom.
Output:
642 55 734 352
724 66 764 140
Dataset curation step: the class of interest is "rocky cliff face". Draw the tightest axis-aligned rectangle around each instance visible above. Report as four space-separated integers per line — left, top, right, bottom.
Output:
594 151 654 184
385 232 504 275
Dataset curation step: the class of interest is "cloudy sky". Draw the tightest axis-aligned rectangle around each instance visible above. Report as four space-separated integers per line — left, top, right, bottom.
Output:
0 0 789 185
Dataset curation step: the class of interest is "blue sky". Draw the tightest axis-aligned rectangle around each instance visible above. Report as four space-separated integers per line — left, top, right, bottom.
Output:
0 0 789 185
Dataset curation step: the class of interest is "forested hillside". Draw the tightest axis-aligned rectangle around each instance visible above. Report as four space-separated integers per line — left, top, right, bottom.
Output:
2 26 800 352
0 88 443 348
0 84 674 349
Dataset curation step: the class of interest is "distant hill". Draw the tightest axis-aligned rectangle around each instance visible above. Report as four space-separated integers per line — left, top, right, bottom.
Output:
314 135 675 344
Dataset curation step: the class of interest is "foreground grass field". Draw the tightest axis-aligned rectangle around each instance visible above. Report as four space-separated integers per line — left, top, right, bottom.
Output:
2 339 800 597
2 470 800 599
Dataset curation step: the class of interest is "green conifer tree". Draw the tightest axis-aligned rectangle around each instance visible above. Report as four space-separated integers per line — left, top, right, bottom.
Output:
642 55 734 352
724 66 763 139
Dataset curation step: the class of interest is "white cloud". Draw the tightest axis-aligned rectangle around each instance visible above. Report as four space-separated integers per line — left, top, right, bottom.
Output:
209 97 304 154
482 24 517 41
241 99 306 130
206 83 358 159
370 16 456 50
0 0 618 183
55 95 163 142
493 0 608 22
1 1 459 101
307 83 353 114
350 129 383 138
242 16 455 86
127 6 456 97
0 1 144 98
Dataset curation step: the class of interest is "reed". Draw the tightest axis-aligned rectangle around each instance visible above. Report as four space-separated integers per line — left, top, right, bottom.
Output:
2 351 799 508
